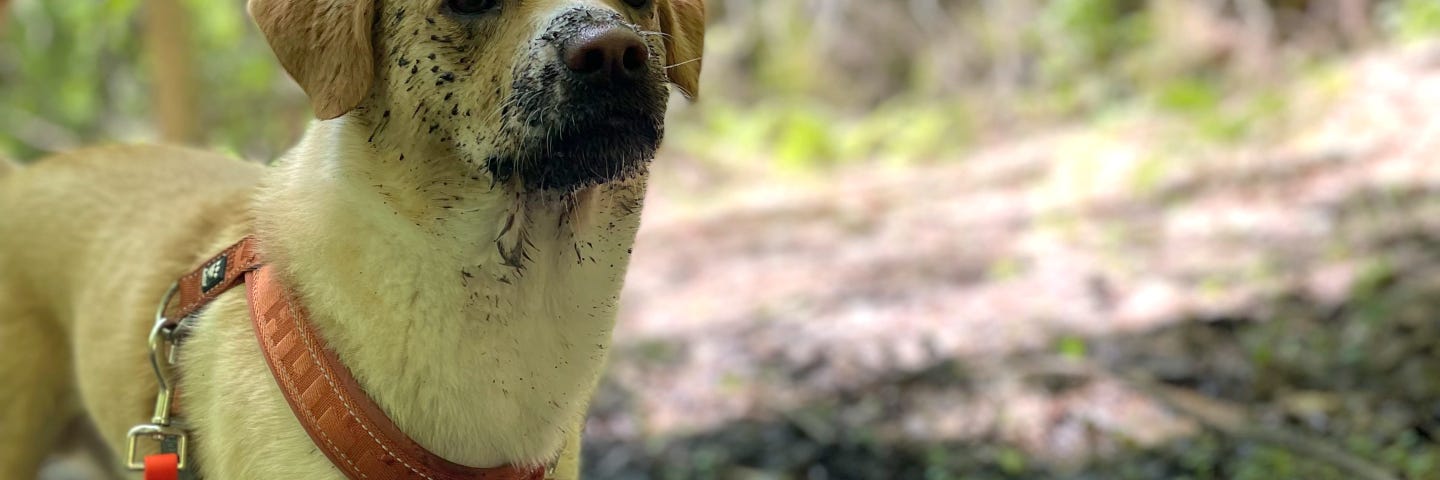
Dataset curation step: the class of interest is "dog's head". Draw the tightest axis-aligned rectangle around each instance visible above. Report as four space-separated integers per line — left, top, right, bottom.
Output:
248 0 705 192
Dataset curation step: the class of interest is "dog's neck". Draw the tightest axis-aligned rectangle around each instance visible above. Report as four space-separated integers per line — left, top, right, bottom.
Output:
252 115 646 467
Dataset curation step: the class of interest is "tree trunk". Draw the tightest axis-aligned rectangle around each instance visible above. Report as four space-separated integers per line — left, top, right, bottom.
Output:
144 0 201 145
1337 0 1374 46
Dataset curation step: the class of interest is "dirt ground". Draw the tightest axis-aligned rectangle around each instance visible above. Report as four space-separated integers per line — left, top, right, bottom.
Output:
582 42 1440 479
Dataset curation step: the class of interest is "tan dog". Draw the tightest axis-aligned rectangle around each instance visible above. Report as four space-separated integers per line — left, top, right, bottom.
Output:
0 0 703 477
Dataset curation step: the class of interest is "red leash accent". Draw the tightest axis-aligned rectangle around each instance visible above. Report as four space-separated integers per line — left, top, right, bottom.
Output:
144 454 179 480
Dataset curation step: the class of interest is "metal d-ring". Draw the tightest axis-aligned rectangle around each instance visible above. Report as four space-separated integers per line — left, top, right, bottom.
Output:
125 423 188 471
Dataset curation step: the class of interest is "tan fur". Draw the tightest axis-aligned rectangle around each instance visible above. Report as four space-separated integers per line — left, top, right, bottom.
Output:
0 0 704 478
658 0 705 98
249 0 377 120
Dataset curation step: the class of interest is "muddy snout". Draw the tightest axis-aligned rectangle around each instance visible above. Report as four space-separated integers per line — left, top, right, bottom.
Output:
563 26 649 85
495 10 669 191
543 10 662 97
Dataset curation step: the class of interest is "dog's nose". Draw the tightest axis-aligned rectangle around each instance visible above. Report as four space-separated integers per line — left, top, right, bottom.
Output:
563 27 648 83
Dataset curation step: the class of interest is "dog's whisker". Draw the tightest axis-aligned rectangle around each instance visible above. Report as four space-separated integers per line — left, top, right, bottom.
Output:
665 56 703 70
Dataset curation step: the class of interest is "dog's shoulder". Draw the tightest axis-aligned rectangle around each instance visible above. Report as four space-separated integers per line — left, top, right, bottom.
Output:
0 144 264 289
21 144 260 181
5 144 262 205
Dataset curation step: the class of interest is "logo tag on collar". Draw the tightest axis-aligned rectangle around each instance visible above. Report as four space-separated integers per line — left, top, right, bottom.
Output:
200 255 227 294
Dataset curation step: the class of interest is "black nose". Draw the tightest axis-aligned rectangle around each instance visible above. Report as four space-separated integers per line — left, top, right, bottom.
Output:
563 27 648 83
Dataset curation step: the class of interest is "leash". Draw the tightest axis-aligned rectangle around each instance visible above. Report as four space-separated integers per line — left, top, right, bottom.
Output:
127 236 547 480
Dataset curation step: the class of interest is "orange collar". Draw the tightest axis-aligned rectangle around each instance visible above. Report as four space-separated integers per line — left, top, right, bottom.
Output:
164 236 546 480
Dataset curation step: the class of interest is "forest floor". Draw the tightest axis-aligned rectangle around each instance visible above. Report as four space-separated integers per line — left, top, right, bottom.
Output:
583 41 1440 479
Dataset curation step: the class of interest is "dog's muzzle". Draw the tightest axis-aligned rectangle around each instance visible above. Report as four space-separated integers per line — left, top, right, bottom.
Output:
491 9 670 192
561 23 650 87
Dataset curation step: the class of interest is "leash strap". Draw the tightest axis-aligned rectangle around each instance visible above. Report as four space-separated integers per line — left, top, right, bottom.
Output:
158 436 200 480
143 453 178 480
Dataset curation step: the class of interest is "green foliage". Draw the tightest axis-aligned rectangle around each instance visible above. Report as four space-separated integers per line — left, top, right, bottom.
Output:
1155 78 1224 114
4 0 1438 169
1229 445 1302 480
1036 0 1149 89
995 447 1027 475
1384 0 1440 40
0 0 303 162
1056 336 1089 360
748 4 824 101
1149 78 1289 144
672 100 974 171
0 1 141 158
180 0 301 159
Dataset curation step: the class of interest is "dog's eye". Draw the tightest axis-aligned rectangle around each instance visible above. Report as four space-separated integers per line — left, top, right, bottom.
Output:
446 0 498 15
623 0 651 8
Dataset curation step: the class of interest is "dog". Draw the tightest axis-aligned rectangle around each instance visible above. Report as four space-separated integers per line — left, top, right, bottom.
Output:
0 0 704 477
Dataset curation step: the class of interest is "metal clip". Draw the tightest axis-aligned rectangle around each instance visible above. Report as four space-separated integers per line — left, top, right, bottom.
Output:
125 283 189 471
147 282 180 426
125 424 188 470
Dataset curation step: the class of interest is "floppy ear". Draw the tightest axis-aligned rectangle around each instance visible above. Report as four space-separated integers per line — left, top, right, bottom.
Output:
657 0 705 99
248 0 376 120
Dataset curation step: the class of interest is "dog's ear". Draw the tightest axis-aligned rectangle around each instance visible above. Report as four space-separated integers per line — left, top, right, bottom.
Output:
657 0 705 99
249 0 376 120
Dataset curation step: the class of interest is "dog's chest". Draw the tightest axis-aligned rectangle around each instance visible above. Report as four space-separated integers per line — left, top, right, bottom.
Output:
246 135 648 465
295 197 638 466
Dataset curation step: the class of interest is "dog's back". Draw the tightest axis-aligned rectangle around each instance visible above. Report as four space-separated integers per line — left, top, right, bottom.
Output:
0 145 263 320
0 145 261 477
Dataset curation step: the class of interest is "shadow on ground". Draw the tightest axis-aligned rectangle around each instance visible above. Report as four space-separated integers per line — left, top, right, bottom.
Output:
585 220 1440 478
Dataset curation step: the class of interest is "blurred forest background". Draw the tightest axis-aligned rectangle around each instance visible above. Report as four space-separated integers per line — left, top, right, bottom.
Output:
8 0 1440 479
